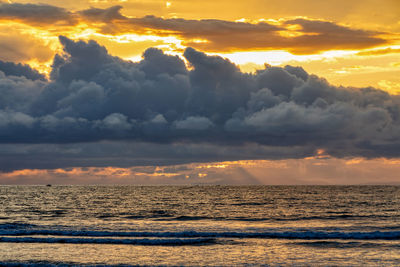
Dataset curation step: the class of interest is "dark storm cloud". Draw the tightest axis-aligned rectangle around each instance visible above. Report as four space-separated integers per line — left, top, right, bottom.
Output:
0 60 46 80
0 36 400 171
0 142 315 172
0 71 45 113
0 3 76 25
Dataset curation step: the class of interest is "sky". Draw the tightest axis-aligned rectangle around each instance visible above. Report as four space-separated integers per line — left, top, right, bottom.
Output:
0 0 399 184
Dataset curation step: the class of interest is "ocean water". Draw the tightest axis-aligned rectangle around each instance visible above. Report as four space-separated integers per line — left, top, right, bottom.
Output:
0 185 399 266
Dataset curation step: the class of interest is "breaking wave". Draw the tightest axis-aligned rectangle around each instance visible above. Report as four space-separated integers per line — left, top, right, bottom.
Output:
0 236 216 246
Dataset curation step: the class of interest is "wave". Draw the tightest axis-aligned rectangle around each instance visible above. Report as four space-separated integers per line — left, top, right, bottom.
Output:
3 213 393 223
121 213 398 221
173 216 214 221
1 229 400 240
231 202 268 206
0 223 37 229
119 214 392 221
292 241 400 249
0 236 216 246
274 214 395 221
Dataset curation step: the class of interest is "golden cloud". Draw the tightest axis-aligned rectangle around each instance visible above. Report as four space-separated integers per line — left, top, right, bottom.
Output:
0 3 391 54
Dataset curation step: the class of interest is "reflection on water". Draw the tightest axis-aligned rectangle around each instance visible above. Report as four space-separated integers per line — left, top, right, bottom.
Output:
0 185 399 265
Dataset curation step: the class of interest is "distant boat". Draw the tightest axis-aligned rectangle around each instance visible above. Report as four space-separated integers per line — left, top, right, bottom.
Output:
46 184 52 187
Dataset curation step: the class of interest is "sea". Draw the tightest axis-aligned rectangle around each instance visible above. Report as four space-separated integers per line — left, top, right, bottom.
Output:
0 185 399 266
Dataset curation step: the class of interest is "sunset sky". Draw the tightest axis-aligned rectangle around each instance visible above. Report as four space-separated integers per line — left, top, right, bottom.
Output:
0 0 400 184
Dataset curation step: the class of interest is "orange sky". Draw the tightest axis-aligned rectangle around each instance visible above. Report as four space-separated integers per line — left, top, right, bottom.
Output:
2 157 400 185
1 0 399 93
0 0 399 184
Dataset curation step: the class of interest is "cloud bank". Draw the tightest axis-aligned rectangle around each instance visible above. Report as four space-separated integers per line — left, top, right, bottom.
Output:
0 36 399 172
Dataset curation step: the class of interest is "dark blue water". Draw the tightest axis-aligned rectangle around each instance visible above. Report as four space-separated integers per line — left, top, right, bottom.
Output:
1 185 399 265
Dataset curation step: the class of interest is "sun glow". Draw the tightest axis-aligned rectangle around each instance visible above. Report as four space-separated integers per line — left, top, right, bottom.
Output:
216 49 360 73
